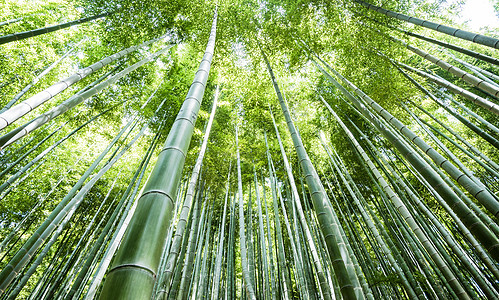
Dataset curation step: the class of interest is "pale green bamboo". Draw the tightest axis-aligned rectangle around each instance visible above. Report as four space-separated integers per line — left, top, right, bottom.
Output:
156 86 219 296
319 129 420 298
0 35 167 130
264 133 291 299
311 55 499 261
322 103 470 297
261 45 360 300
176 186 202 300
253 171 271 300
99 12 217 299
0 45 172 149
271 113 333 300
211 167 231 300
235 124 257 300
354 0 499 49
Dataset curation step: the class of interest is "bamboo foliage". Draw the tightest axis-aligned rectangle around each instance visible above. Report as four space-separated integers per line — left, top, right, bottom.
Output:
1 1 499 299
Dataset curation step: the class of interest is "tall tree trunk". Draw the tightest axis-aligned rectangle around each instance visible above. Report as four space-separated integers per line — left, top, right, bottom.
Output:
98 11 217 299
260 45 361 300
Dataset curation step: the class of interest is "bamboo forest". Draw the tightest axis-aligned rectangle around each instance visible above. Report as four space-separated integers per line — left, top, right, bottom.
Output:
1 0 499 299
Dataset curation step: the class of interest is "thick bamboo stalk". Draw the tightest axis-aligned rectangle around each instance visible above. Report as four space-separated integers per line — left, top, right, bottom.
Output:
99 11 216 299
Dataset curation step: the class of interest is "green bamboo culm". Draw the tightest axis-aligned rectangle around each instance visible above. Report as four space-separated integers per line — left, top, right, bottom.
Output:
353 0 499 49
98 10 217 300
260 45 360 300
0 12 109 45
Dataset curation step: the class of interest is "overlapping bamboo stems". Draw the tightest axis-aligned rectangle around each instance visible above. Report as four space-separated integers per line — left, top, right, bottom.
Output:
450 54 499 86
261 45 362 300
264 133 291 299
396 65 499 149
0 101 145 293
322 99 470 298
155 85 219 298
99 10 217 299
406 99 499 173
246 184 257 296
197 209 213 299
0 121 68 181
235 124 257 300
188 197 209 298
398 62 499 116
323 147 426 298
353 0 499 49
1 45 77 113
361 13 499 66
272 170 309 299
415 112 499 180
298 174 338 298
225 193 236 299
253 172 271 300
260 168 278 299
0 44 173 149
373 144 499 298
432 87 499 137
175 182 203 300
270 111 333 300
318 127 420 298
334 55 499 216
310 54 499 262
401 102 491 192
0 34 166 131
168 182 204 300
0 101 124 197
5 173 120 299
0 12 109 45
211 167 230 299
358 127 495 298
80 130 162 299
10 109 152 296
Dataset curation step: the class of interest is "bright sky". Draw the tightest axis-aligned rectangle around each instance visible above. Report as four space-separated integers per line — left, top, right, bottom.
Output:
459 0 499 31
